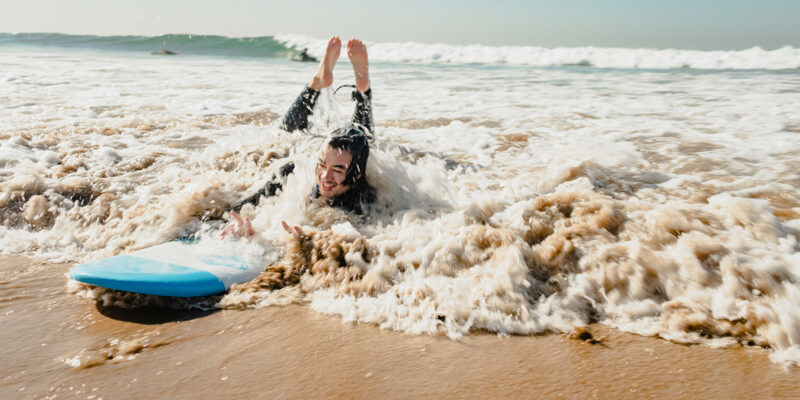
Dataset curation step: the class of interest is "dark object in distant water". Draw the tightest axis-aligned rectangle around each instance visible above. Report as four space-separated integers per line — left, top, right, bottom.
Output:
292 48 316 62
151 49 179 56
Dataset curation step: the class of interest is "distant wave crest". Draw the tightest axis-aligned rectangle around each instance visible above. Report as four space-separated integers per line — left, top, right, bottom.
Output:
276 34 800 70
2 32 799 70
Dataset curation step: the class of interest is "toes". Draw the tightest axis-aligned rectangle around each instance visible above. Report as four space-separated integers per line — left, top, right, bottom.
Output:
328 37 341 51
347 39 366 55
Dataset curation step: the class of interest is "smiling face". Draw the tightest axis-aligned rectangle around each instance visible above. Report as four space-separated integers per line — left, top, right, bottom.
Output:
315 145 353 198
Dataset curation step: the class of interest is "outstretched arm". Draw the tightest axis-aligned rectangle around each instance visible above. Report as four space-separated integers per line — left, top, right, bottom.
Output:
229 162 295 213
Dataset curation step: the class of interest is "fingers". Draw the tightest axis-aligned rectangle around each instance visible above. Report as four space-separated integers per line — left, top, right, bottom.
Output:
220 222 241 239
224 216 303 241
221 212 254 240
281 220 303 236
244 217 254 238
220 223 233 239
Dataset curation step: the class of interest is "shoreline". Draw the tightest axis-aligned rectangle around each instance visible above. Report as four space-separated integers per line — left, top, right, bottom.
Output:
2 254 800 399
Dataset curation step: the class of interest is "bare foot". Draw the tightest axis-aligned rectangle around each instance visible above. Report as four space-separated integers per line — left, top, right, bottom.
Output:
347 39 370 93
309 37 341 91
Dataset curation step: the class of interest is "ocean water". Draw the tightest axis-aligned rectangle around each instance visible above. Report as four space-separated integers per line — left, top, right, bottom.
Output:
2 33 800 366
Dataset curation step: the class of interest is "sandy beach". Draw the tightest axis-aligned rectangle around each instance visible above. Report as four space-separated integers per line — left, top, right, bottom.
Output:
2 36 800 399
3 254 800 399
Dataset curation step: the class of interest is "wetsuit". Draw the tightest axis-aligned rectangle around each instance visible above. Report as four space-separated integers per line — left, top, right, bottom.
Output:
293 50 318 63
230 85 375 214
281 85 373 134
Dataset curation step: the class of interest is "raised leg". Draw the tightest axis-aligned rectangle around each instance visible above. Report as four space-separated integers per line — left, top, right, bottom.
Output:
310 37 341 91
347 39 373 135
281 37 341 132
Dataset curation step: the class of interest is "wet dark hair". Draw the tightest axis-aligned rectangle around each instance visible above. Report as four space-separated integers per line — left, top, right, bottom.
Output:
327 124 370 186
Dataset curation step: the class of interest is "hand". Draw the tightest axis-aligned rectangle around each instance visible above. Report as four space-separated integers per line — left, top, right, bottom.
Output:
281 220 303 236
220 211 254 240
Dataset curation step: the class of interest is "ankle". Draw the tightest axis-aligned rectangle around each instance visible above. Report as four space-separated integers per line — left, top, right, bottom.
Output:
356 79 370 93
309 76 325 91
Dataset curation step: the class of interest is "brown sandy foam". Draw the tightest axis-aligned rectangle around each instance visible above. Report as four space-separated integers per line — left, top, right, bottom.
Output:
2 254 800 399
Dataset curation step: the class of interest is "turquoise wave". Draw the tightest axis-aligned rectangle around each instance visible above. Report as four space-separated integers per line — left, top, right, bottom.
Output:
0 32 296 58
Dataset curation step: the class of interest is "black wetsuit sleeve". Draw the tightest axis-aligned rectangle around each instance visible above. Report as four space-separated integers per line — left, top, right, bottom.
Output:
351 89 374 135
281 86 320 133
230 186 268 213
229 162 295 213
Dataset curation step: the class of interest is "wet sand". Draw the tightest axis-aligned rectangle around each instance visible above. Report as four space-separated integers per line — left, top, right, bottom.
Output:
2 254 799 400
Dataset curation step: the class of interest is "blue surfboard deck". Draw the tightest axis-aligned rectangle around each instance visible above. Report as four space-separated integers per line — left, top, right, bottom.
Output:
69 241 265 297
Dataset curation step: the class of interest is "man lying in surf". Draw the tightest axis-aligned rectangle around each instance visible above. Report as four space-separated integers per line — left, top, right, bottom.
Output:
221 37 376 239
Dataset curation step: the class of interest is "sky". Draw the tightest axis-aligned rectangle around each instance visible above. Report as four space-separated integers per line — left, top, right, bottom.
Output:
2 0 799 50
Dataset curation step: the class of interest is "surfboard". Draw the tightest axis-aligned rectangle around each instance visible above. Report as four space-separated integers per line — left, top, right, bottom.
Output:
69 241 265 297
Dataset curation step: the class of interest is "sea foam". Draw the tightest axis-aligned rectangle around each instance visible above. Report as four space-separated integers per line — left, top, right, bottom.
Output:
276 34 800 70
2 45 799 365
